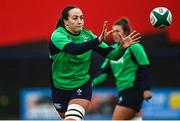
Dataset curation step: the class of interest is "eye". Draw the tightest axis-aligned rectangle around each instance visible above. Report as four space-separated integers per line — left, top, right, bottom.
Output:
113 30 119 33
80 16 84 20
72 17 78 20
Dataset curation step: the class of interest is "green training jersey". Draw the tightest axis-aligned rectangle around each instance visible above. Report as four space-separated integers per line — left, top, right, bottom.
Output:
50 27 125 90
93 43 150 91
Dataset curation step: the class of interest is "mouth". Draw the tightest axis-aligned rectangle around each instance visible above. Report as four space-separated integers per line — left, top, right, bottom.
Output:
76 26 82 28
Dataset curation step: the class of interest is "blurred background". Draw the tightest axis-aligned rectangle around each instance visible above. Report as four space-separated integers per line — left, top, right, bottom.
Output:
0 0 180 120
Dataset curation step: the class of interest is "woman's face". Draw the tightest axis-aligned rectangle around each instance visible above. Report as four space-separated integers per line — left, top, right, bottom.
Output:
64 8 84 34
112 25 125 43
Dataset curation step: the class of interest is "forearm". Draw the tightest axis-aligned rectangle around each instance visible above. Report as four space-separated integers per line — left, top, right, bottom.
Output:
93 73 108 86
143 80 151 90
63 38 100 55
106 46 126 60
93 61 110 86
137 65 152 90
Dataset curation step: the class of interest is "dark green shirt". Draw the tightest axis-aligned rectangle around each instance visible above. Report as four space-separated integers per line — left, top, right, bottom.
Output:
93 43 150 91
50 27 126 90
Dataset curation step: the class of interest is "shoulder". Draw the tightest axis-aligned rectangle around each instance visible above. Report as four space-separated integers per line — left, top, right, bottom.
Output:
52 27 68 37
130 43 144 50
51 27 69 42
82 29 97 38
111 43 118 48
82 29 93 34
129 43 148 55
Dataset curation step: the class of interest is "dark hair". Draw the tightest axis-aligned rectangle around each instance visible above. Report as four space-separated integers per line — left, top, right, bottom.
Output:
56 6 77 29
113 17 131 36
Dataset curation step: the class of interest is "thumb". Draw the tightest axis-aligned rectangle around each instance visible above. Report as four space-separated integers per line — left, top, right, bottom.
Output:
107 30 113 36
118 32 123 40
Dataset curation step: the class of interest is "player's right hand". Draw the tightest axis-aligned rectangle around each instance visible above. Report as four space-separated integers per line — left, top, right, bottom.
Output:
143 90 152 101
98 21 113 42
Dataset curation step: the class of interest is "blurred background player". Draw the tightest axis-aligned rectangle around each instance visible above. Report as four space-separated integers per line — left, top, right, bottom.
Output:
49 6 141 120
93 17 152 120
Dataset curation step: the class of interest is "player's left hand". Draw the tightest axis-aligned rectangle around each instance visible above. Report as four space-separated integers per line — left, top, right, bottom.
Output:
117 30 141 49
143 90 152 101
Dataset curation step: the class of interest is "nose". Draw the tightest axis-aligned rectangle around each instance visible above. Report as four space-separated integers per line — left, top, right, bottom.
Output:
112 32 117 36
77 18 83 24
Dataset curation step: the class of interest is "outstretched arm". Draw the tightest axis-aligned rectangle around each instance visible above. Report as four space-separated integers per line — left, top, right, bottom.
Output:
63 21 113 55
93 44 126 60
93 30 141 60
63 38 100 54
50 21 112 56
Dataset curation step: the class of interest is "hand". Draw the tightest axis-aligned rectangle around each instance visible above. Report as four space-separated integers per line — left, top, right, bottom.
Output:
98 21 113 42
117 30 141 49
143 90 152 101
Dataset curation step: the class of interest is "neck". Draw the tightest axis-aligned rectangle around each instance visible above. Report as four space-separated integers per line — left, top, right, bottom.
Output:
65 27 80 35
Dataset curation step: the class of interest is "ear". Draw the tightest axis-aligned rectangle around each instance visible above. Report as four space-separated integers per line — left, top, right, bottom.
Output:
63 19 68 26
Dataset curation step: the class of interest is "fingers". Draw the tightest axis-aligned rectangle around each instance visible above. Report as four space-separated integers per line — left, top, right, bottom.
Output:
118 32 123 40
129 30 141 38
144 91 152 101
103 21 108 37
102 21 108 31
133 36 141 41
145 96 152 102
128 30 137 37
107 30 113 36
129 30 141 41
132 40 140 44
103 29 107 40
99 21 116 42
131 32 141 40
99 21 108 42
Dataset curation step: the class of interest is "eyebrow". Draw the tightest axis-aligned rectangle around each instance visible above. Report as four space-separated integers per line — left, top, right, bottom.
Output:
72 14 84 17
